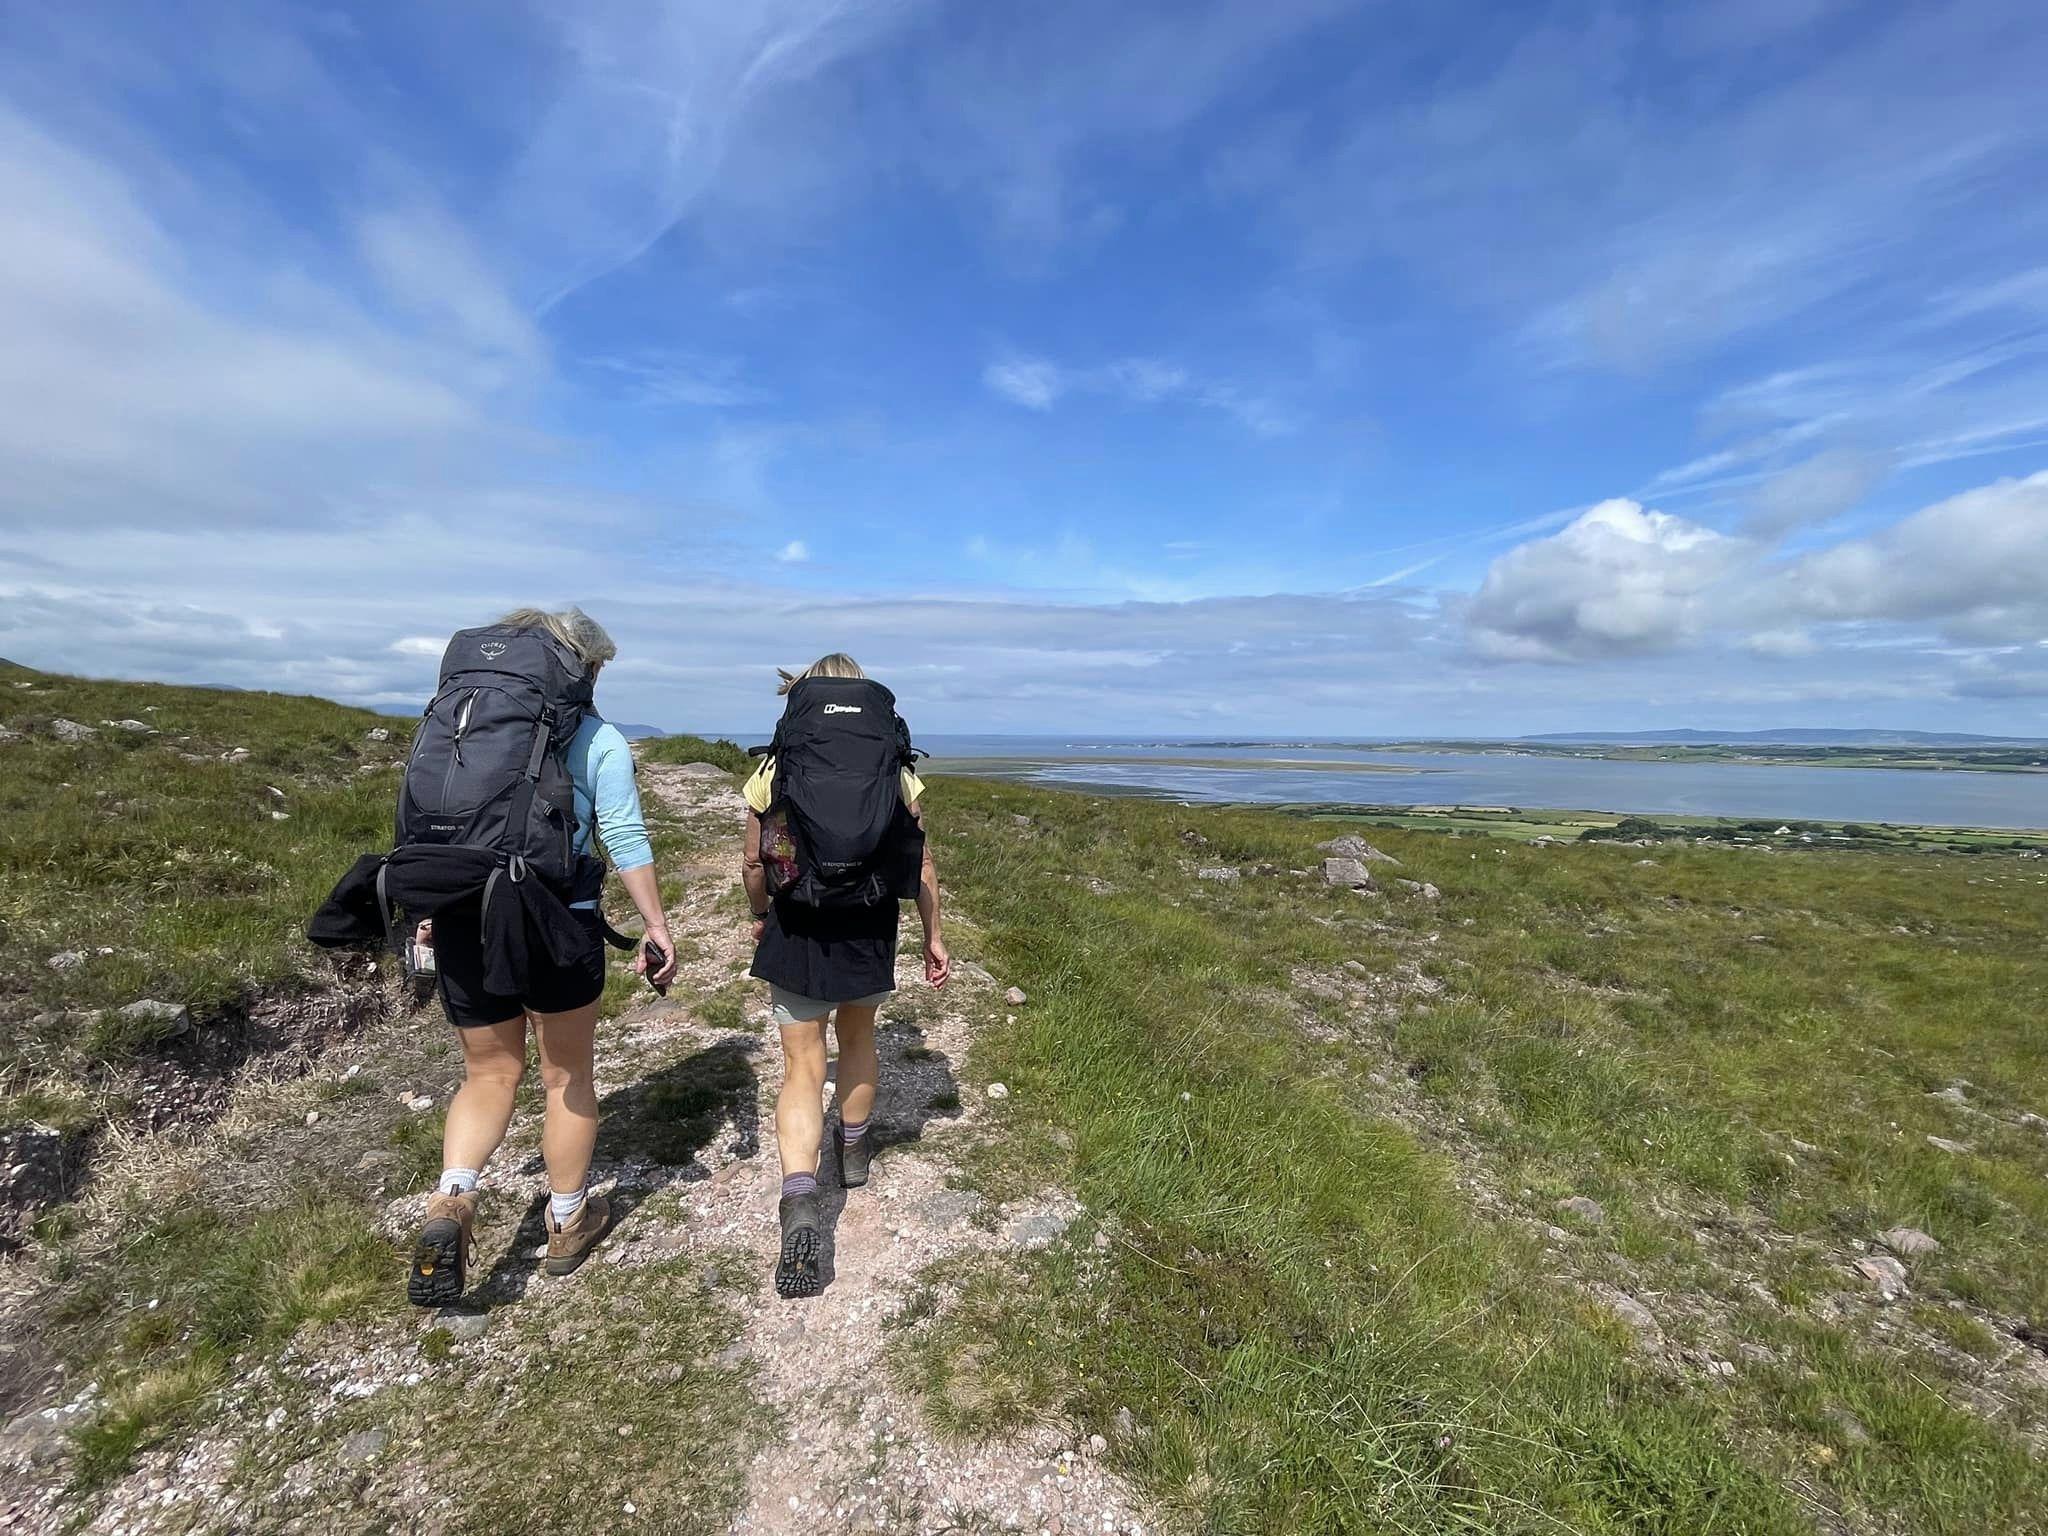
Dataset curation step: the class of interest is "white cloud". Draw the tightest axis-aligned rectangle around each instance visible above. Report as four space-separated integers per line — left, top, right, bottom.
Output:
585 353 769 408
1467 471 2048 696
356 205 544 374
1780 471 2048 639
507 0 931 310
777 540 808 563
983 352 1293 434
1106 359 1189 401
1467 500 1753 660
983 357 1065 410
1745 628 1819 659
390 636 446 659
1748 447 1889 536
0 109 507 531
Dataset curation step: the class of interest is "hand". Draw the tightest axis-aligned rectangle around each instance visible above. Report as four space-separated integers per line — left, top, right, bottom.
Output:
924 934 951 990
752 918 766 943
634 926 680 987
415 919 434 948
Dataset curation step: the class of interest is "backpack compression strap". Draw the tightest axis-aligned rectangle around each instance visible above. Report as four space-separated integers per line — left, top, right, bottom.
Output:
480 854 638 951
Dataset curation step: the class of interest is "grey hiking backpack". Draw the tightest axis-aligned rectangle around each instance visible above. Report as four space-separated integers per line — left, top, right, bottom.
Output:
396 625 593 889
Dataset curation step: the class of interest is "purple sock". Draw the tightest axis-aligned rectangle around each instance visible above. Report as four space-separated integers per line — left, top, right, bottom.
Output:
781 1172 818 1199
841 1116 869 1144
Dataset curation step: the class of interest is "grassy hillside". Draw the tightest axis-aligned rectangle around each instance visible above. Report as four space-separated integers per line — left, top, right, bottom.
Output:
906 781 2048 1533
4 665 2045 1531
0 664 407 1117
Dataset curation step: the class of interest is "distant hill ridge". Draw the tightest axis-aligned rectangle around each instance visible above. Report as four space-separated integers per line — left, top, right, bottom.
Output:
1525 728 2047 746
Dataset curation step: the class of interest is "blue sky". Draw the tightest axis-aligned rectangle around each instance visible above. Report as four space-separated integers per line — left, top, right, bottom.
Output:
1 0 2045 735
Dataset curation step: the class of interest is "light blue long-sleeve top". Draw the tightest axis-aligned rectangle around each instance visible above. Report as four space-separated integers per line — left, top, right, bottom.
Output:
564 715 652 907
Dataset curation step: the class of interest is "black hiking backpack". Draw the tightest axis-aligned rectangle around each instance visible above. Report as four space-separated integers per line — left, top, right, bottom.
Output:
396 625 594 890
754 676 924 909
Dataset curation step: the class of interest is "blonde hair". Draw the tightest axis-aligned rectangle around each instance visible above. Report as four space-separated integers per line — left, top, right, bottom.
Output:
777 652 864 695
496 605 618 672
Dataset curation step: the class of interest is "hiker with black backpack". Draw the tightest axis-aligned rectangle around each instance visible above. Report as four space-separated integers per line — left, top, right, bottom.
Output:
741 654 949 1297
310 606 677 1303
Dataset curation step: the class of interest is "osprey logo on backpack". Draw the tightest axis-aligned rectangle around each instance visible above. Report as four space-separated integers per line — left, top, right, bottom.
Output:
822 703 863 715
395 624 596 891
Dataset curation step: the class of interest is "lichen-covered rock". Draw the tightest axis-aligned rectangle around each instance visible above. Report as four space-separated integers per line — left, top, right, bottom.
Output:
1322 857 1375 889
1316 835 1398 865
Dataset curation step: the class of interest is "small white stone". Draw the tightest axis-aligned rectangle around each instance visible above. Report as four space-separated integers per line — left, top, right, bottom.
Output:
986 1082 1010 1100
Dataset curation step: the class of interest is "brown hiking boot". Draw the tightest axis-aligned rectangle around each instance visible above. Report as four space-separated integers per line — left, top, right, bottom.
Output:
408 1189 478 1307
544 1192 612 1276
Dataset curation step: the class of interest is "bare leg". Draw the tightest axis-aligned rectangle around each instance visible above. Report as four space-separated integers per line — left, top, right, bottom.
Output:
776 1014 830 1177
532 1001 600 1196
833 1004 879 1127
442 1015 527 1177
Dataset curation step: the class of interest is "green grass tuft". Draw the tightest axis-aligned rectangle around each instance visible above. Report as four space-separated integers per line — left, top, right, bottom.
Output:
637 734 752 776
56 1191 395 1488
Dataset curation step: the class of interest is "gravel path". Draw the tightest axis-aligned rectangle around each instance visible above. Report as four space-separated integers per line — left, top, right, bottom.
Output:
612 766 1148 1536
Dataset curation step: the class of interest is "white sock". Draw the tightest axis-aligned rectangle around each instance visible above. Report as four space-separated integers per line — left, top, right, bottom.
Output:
550 1187 587 1226
438 1167 479 1196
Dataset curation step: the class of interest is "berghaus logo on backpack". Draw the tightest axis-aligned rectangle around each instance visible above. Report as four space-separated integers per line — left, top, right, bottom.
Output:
822 703 862 714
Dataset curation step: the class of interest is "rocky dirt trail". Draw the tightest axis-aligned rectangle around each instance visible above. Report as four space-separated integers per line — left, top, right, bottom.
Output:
3 764 1152 1536
577 764 1150 1536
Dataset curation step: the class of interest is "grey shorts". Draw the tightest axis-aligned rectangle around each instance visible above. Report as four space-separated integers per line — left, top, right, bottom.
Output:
768 984 890 1027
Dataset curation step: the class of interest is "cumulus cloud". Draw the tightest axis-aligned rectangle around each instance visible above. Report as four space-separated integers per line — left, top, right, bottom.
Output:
777 540 809 562
1466 471 2048 722
1780 471 2048 639
1466 500 1753 660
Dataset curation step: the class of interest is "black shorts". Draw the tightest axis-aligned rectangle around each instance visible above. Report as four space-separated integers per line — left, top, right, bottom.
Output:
433 905 607 1028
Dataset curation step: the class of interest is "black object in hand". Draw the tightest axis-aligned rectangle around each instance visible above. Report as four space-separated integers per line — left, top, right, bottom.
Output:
643 939 670 996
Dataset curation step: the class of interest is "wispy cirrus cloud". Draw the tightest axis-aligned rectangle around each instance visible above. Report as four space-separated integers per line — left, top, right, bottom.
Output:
983 353 1295 435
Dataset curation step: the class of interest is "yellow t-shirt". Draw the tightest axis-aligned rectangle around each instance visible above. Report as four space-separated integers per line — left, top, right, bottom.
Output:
743 757 924 815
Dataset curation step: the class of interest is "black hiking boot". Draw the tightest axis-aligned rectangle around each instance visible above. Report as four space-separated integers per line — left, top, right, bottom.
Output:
774 1192 823 1298
837 1125 873 1189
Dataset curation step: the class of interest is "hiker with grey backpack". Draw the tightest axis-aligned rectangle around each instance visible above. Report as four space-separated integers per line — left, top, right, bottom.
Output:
311 606 677 1303
741 654 950 1297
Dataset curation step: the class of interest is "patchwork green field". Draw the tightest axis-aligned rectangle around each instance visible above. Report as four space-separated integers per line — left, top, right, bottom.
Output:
2 663 2045 1533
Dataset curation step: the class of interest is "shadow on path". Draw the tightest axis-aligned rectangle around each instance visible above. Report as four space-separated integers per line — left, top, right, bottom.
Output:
805 1009 965 1295
469 1037 762 1305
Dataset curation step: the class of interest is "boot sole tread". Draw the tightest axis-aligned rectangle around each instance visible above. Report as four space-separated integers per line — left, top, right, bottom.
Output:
408 1218 465 1308
775 1226 822 1298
